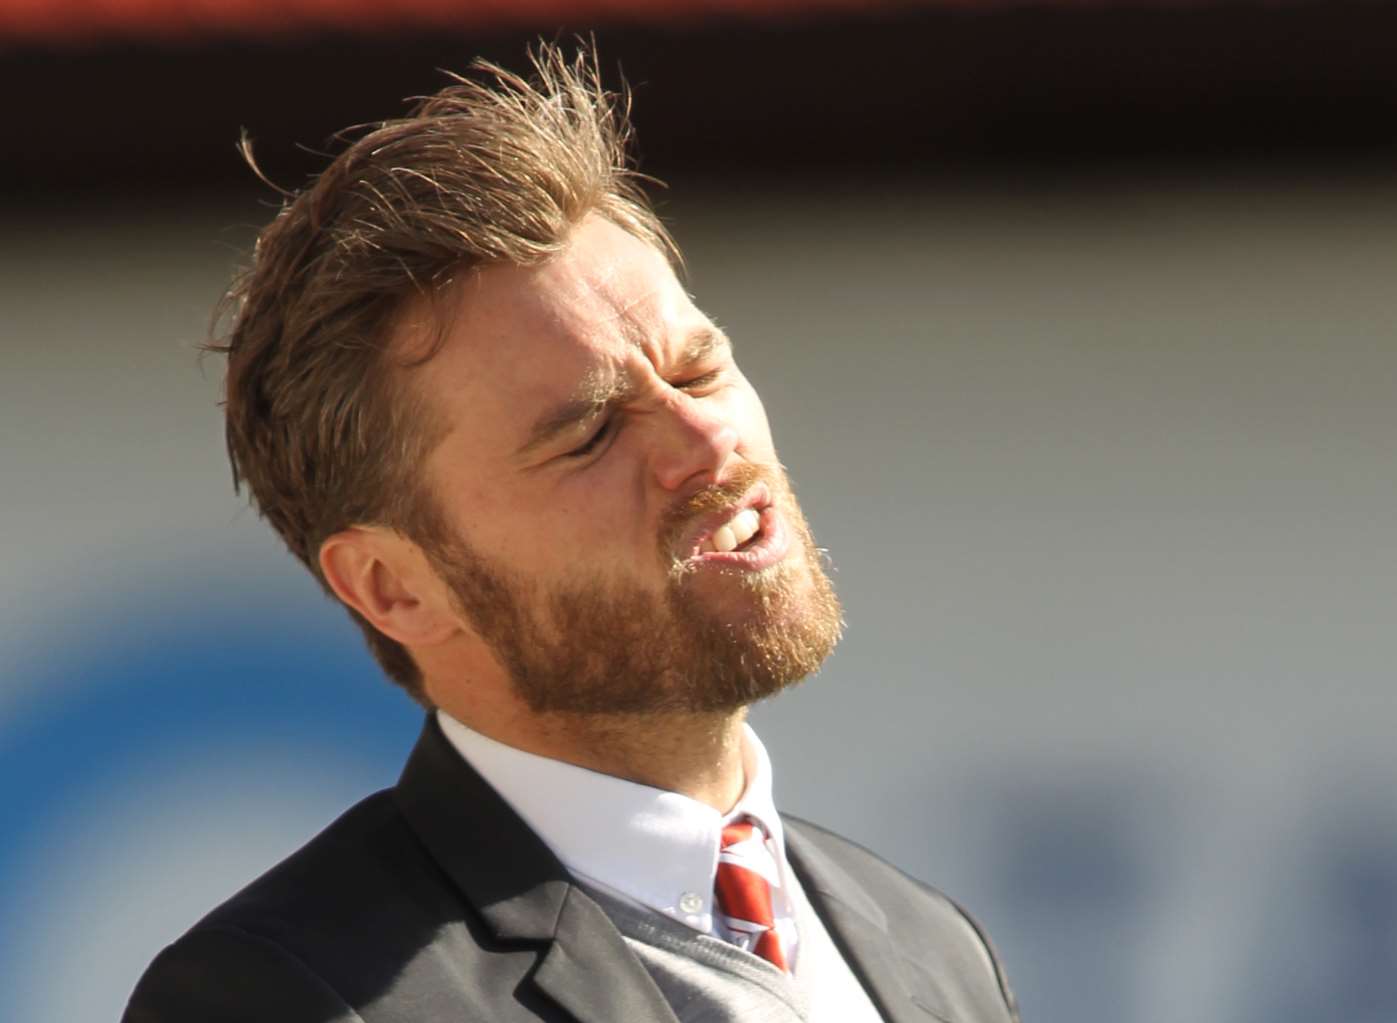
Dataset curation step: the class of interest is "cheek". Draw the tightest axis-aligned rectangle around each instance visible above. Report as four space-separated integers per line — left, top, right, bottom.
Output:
507 462 649 571
560 457 651 545
731 381 778 460
428 466 542 566
450 500 584 581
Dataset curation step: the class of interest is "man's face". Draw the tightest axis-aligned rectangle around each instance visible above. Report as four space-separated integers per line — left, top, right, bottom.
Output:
409 214 841 715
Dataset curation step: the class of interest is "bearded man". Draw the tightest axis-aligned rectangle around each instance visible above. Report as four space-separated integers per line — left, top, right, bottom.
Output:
123 47 1019 1023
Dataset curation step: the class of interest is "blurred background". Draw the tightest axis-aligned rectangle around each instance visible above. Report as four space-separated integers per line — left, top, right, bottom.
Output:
3 2 1397 1021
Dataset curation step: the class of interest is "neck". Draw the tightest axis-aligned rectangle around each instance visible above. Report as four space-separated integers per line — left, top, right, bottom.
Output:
437 695 751 813
536 710 752 811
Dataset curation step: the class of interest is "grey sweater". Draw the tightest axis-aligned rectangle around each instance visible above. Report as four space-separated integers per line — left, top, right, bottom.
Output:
582 868 886 1023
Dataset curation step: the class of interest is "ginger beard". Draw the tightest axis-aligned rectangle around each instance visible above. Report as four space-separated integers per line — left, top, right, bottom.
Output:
426 462 843 715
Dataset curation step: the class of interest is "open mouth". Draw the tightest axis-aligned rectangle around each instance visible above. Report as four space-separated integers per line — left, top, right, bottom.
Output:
701 506 763 554
680 486 791 571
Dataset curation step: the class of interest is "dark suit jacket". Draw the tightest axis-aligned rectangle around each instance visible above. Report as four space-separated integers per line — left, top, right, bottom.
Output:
123 716 1019 1023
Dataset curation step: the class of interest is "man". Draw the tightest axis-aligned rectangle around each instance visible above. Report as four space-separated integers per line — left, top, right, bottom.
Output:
124 46 1019 1023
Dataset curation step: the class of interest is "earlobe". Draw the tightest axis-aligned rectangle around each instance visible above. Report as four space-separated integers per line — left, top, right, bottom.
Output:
319 529 458 648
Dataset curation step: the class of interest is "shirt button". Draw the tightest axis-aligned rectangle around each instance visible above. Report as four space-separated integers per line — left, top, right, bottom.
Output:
678 892 704 914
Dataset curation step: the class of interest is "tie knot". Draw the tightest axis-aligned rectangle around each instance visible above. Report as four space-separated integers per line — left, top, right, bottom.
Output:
714 816 788 972
721 817 764 851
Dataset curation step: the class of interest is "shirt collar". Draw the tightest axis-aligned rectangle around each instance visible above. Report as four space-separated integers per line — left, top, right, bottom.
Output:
435 709 787 932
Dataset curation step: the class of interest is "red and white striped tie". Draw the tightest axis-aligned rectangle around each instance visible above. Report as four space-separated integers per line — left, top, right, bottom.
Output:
714 818 788 972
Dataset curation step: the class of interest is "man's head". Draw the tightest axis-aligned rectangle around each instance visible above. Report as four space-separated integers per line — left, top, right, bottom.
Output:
218 46 842 716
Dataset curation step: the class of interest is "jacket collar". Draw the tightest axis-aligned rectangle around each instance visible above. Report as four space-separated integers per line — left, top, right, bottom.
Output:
393 713 680 1022
785 819 957 1023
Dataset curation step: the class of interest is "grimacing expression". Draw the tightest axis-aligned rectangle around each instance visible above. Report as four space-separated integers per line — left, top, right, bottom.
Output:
411 215 842 714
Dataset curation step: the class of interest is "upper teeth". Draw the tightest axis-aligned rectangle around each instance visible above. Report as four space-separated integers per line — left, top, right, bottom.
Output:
705 508 761 554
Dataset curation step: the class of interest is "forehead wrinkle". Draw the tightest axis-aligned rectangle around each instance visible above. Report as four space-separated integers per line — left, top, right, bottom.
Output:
602 304 728 373
569 251 675 357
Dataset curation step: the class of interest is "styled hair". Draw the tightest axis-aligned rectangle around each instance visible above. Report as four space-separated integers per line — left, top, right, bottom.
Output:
212 44 676 702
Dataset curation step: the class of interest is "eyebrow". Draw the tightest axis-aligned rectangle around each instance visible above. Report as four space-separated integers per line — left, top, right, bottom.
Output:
515 326 732 461
673 325 731 366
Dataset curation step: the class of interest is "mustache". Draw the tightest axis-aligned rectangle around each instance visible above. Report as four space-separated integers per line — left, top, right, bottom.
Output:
658 462 772 556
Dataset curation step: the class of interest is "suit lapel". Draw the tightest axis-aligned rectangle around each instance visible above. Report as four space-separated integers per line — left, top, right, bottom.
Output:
394 715 679 1023
533 885 680 1023
785 822 955 1023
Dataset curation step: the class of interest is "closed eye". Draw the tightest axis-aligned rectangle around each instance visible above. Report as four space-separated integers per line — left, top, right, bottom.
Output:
558 367 722 461
676 369 722 391
563 417 615 459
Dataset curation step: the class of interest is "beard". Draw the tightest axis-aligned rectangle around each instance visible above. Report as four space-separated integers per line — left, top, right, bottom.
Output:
425 462 843 715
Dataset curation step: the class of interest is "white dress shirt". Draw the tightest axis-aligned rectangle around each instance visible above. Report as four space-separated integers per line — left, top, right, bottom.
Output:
436 709 801 967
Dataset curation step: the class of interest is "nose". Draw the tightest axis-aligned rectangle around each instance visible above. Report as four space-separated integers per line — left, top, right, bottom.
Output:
650 394 740 493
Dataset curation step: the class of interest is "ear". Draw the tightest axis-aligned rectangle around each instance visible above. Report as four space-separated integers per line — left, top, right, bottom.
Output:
318 527 459 649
